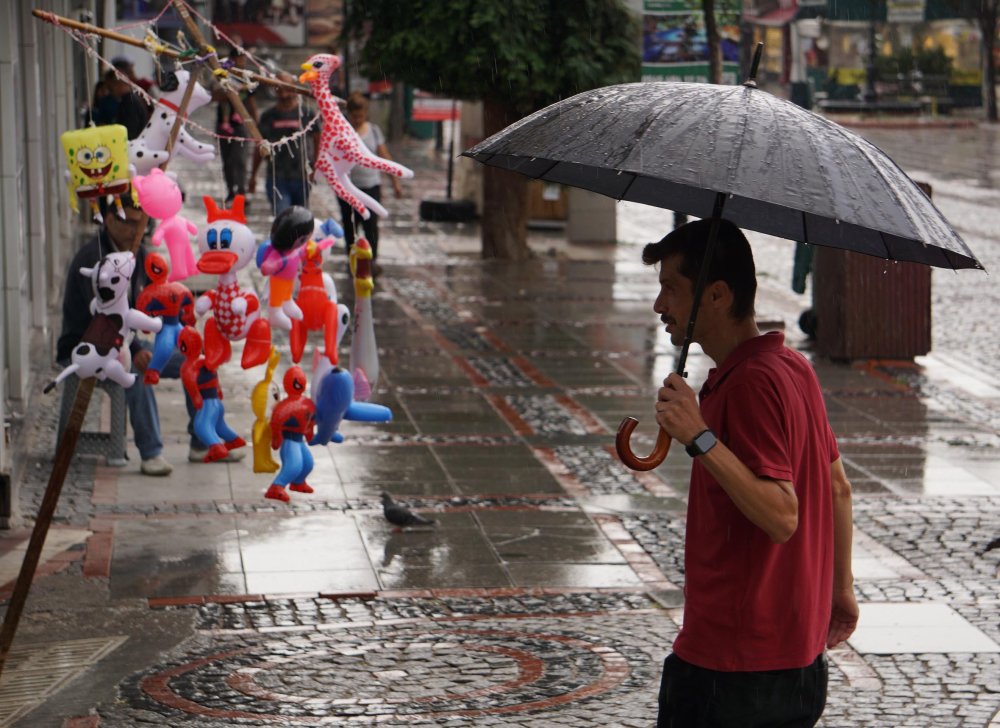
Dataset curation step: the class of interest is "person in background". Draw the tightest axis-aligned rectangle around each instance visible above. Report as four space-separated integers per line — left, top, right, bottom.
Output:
337 91 401 271
215 44 259 205
250 71 320 214
109 57 151 139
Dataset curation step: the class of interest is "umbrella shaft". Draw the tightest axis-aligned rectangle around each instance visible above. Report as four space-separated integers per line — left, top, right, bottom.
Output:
676 192 727 377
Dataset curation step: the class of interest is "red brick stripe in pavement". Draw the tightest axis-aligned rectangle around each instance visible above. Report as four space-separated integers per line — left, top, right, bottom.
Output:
83 519 114 579
63 717 100 728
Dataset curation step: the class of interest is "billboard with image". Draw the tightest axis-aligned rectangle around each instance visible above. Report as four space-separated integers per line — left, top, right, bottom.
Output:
642 0 742 84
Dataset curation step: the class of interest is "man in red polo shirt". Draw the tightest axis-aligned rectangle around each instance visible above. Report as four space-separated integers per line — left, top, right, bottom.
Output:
646 219 858 727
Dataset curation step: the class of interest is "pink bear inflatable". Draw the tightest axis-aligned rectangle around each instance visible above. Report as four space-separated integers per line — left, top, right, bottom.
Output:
131 169 198 282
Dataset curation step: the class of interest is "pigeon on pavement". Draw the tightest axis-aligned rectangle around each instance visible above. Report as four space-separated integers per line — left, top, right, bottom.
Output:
381 492 436 528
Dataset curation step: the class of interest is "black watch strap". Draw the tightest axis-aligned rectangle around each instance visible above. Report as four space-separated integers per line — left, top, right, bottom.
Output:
685 429 717 458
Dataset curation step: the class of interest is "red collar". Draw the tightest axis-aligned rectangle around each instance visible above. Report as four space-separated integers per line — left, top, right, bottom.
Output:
701 331 785 396
159 98 180 113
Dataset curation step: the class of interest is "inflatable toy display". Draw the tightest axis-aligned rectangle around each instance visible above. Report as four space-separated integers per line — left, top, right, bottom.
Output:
195 195 272 370
258 207 339 331
179 326 246 462
266 366 317 502
310 353 392 447
44 251 161 393
61 124 133 223
132 168 198 281
134 252 195 384
290 220 345 364
349 238 379 399
129 68 216 176
250 347 281 474
298 54 413 219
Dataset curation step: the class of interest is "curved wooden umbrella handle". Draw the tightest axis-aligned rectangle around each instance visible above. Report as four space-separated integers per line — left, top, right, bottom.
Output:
616 417 672 471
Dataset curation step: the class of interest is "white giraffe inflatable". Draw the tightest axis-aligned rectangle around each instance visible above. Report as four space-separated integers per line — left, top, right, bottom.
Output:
298 54 413 220
44 251 162 393
129 69 216 176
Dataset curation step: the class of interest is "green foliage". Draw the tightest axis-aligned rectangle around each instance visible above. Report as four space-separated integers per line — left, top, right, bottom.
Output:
876 45 955 78
348 0 640 114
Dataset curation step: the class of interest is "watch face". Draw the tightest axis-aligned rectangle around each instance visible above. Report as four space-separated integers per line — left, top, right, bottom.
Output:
688 430 716 457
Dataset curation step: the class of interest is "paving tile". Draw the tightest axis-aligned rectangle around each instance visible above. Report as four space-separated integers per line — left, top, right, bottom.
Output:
487 527 628 564
506 563 644 589
239 514 368 574
109 517 246 599
377 563 513 589
244 569 379 594
333 445 448 483
849 603 1000 654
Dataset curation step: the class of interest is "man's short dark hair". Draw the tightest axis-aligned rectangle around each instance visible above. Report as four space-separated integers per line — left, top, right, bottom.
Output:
642 218 757 321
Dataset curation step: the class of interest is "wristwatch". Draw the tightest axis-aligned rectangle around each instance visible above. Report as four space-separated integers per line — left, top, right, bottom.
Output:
685 429 717 458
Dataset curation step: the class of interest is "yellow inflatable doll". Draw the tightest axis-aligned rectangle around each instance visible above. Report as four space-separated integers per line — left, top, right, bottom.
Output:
251 347 282 473
61 124 133 223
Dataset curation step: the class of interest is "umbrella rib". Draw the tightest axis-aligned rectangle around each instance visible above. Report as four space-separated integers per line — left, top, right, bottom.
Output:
814 113 945 251
724 87 753 192
768 93 838 234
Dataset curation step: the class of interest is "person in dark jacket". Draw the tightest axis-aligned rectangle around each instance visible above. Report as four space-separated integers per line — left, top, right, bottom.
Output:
55 198 239 474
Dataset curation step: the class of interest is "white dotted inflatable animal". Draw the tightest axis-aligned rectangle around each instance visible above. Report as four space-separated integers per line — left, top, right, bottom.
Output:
129 69 216 176
44 252 162 393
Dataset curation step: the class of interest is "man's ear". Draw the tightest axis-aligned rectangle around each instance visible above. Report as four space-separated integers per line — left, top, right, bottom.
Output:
706 280 730 307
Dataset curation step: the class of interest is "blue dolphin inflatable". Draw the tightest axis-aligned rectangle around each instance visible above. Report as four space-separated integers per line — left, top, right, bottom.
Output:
310 363 392 446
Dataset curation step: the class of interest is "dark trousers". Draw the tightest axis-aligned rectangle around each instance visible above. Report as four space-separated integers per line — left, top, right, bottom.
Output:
220 137 247 202
657 653 828 728
338 185 381 260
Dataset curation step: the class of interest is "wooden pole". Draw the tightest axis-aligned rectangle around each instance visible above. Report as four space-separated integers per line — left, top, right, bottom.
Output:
170 0 268 155
0 379 95 675
31 8 310 97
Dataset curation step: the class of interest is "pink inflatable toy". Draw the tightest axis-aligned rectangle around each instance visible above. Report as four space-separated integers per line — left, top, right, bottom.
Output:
132 168 198 282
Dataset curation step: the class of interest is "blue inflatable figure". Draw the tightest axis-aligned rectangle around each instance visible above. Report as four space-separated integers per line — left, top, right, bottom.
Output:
310 355 392 446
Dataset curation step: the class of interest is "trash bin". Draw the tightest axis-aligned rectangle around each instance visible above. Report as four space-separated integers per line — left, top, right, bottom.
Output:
812 182 933 361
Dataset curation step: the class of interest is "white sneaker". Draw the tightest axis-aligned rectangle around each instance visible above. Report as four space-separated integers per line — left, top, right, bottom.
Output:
140 455 173 477
188 446 246 463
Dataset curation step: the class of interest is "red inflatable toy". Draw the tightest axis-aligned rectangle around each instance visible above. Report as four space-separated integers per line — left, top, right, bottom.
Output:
135 253 196 384
265 366 317 502
179 326 246 462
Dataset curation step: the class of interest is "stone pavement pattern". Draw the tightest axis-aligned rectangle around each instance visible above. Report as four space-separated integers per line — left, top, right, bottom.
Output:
2 113 999 726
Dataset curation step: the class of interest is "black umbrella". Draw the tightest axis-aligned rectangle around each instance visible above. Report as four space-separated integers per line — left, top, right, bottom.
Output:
463 46 983 470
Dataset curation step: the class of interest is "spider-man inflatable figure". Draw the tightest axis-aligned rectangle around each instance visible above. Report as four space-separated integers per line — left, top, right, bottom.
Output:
135 253 196 384
179 326 246 462
265 366 317 503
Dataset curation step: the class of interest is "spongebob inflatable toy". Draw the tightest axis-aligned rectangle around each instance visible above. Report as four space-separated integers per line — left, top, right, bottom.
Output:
61 124 133 223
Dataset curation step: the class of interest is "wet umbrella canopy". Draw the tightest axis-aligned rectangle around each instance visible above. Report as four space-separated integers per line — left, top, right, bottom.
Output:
463 50 983 470
463 82 980 272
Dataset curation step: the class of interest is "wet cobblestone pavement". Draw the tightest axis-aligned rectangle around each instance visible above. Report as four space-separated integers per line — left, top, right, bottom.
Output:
3 113 1000 726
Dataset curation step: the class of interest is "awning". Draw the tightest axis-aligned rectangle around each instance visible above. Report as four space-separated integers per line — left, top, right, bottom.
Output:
743 6 799 27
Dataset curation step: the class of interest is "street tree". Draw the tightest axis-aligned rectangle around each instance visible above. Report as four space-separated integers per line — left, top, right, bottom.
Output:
704 0 722 83
701 0 741 84
346 0 639 260
947 0 999 121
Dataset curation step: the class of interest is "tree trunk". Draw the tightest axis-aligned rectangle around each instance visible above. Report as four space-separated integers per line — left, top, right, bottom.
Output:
704 0 723 84
480 97 531 261
982 8 999 122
